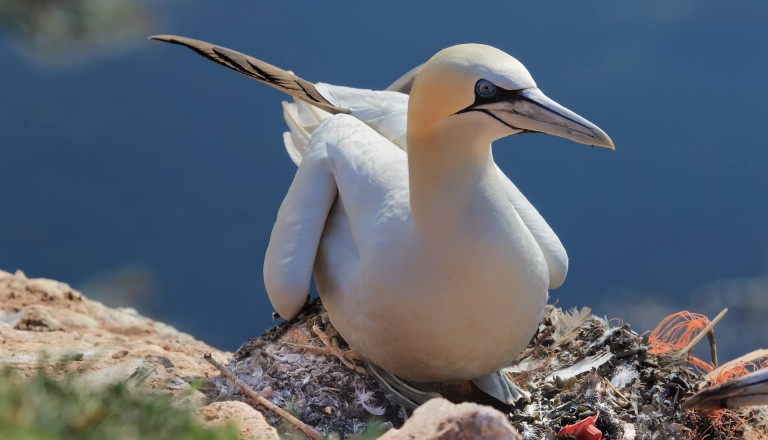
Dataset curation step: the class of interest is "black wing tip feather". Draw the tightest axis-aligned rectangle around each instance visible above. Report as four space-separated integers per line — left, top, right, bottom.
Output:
149 34 189 43
148 34 179 43
148 34 210 50
148 34 349 115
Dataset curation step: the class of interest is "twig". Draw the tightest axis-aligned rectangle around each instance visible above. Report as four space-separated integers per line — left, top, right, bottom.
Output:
312 324 367 375
515 326 555 362
675 308 728 357
203 353 323 440
707 329 719 368
705 348 768 383
285 342 365 363
603 378 630 407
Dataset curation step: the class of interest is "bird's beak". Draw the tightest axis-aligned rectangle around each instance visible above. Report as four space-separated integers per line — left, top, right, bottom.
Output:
474 88 615 150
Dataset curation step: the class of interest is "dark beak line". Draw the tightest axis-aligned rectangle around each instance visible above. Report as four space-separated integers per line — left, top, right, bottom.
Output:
457 86 596 138
459 99 596 139
473 109 523 132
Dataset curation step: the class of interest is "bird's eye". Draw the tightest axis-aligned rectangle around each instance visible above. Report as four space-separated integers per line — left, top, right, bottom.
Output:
475 79 497 99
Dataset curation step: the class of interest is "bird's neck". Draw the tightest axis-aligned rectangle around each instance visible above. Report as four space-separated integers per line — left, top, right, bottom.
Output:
407 120 497 233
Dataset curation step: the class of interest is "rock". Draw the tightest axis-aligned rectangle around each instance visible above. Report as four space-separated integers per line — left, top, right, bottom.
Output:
379 398 522 440
13 305 65 331
0 269 223 388
0 269 270 435
197 401 279 440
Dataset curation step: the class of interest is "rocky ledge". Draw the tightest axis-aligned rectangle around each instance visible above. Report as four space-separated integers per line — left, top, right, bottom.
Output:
0 269 277 439
2 269 767 439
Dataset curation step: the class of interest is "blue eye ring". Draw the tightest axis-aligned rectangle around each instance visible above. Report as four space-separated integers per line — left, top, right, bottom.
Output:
475 79 497 99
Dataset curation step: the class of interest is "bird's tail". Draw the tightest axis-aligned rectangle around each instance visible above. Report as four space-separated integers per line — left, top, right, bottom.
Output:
149 35 348 116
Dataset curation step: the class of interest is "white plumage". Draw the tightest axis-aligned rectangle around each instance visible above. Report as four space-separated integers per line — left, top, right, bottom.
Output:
152 36 614 388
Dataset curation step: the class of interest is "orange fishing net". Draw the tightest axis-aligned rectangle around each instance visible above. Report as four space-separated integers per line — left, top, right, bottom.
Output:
648 310 765 438
647 310 714 373
689 409 752 439
647 311 711 355
686 355 714 375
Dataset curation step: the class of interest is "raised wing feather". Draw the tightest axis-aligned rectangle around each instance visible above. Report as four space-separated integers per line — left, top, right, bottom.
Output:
150 35 348 115
281 85 408 164
316 84 408 149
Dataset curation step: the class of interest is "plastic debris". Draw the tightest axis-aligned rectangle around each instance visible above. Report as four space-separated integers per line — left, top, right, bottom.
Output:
557 411 602 440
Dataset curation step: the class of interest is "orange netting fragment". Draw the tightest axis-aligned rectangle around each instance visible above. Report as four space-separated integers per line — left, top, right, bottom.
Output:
648 310 765 438
686 355 714 374
702 362 768 438
711 364 752 386
709 357 768 386
694 409 753 439
647 311 711 355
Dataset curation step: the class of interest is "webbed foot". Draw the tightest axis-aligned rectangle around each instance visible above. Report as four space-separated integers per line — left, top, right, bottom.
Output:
471 370 531 405
366 364 442 410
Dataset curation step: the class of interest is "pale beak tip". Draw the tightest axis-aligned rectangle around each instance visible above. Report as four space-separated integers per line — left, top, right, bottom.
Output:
592 128 615 151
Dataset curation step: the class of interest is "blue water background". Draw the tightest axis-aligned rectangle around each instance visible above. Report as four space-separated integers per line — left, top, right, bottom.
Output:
2 1 766 357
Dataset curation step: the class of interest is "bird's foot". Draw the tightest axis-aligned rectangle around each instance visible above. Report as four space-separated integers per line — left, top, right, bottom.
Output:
471 370 531 405
366 364 442 410
367 366 530 410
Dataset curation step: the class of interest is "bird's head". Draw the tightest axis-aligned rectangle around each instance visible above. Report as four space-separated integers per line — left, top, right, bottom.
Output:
407 44 614 149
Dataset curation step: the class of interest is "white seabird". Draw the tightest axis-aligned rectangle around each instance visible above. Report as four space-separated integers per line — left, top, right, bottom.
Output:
151 35 615 404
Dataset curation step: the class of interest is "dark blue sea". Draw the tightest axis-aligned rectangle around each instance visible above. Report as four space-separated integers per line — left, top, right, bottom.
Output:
2 0 766 361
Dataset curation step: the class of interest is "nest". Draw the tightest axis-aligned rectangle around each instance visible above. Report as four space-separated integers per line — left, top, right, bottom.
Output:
203 299 768 439
204 300 401 438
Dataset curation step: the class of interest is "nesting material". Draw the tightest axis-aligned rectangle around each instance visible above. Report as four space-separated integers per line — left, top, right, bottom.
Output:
501 306 766 439
203 300 768 439
205 300 400 438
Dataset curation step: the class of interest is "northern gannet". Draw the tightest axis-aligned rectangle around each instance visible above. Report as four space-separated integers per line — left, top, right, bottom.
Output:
151 35 614 404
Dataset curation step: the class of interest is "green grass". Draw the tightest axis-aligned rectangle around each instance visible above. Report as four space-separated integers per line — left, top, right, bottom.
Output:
0 364 239 440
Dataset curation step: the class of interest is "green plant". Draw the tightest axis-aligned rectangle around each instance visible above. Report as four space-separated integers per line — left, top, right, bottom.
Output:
0 365 239 440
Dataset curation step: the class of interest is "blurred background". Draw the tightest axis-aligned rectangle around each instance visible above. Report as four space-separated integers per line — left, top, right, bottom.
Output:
1 0 766 360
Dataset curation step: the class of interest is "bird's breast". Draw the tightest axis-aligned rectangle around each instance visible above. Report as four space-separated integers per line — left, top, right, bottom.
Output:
319 193 550 382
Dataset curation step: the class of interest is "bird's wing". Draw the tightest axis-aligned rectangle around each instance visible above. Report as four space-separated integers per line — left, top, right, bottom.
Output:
281 100 330 165
281 85 408 165
316 84 409 149
149 35 348 115
150 35 410 162
266 113 407 320
263 137 337 321
495 164 569 289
